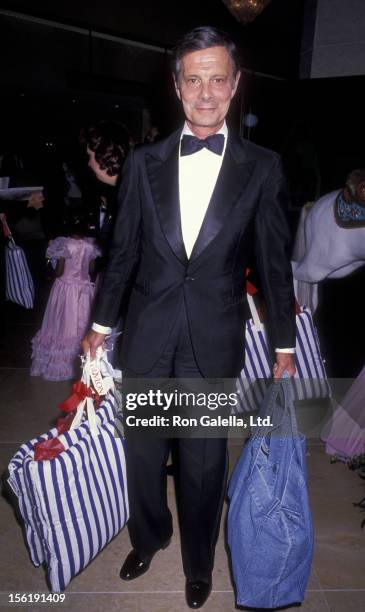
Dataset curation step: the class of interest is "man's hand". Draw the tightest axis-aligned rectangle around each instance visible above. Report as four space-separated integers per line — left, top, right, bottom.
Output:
273 352 296 379
82 330 107 360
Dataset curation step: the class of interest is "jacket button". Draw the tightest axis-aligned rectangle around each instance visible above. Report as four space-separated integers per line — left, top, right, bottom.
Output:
185 276 195 281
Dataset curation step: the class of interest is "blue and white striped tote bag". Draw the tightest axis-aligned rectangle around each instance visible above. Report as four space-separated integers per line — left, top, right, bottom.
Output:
236 295 330 412
5 237 34 309
7 396 128 592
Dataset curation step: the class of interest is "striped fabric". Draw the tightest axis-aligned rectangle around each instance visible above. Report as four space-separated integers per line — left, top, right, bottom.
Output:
7 397 128 592
5 238 34 309
236 306 330 412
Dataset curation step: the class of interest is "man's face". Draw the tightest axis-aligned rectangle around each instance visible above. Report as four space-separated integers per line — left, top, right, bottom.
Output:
174 45 240 135
27 191 44 210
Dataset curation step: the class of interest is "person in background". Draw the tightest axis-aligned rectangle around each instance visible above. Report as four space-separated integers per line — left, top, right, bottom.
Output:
62 161 83 208
30 211 100 381
10 191 47 292
0 190 45 228
80 120 131 376
81 120 130 187
0 144 58 294
80 120 131 249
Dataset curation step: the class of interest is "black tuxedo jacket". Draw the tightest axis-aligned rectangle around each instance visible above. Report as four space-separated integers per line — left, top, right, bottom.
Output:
94 127 296 378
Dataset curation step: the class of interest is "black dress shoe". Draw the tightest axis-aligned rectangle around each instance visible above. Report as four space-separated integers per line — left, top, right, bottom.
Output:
185 580 212 609
119 550 152 580
120 539 171 581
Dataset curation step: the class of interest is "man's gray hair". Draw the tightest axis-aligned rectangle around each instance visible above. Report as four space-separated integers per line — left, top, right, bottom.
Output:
172 26 240 80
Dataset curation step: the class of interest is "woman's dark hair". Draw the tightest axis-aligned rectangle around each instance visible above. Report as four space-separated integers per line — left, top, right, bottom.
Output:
80 120 130 177
171 26 240 80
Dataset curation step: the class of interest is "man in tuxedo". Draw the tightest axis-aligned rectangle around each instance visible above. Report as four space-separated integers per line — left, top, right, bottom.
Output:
83 26 296 609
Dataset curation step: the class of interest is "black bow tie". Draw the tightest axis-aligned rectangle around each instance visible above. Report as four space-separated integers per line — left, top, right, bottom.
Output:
180 134 225 157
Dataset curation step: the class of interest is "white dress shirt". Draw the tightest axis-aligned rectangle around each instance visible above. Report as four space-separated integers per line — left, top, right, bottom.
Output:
179 121 228 258
92 121 294 353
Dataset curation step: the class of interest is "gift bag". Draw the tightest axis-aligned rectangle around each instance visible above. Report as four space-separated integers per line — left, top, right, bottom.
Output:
227 380 314 609
7 352 128 592
0 213 34 309
236 286 330 412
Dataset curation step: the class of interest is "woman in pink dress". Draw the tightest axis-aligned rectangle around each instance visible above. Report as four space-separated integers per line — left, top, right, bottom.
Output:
30 214 101 381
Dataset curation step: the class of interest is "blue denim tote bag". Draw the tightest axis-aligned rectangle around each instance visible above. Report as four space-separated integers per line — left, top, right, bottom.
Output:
227 380 314 609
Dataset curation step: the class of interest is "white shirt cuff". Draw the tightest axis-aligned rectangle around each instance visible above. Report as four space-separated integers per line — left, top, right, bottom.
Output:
92 322 112 335
275 347 295 353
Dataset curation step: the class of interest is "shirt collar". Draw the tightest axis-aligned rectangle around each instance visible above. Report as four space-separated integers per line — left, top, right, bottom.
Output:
180 120 228 140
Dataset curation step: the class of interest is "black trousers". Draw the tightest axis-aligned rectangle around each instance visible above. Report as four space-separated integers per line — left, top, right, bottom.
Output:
123 301 228 582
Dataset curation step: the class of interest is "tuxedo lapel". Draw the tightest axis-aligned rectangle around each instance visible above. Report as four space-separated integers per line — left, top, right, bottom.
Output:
146 131 188 265
146 129 256 265
189 133 256 262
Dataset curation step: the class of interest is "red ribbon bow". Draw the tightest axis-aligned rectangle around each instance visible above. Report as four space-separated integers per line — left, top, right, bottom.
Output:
33 437 66 461
245 267 301 314
33 376 104 461
56 413 76 434
58 380 101 413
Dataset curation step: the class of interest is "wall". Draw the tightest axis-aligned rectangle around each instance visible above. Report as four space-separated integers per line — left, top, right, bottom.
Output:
300 0 365 78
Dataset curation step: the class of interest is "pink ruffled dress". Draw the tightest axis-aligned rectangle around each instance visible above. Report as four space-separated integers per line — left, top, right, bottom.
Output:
30 236 100 381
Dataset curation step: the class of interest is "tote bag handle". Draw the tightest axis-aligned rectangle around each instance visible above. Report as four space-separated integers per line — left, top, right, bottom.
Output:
248 379 298 477
68 349 115 435
68 356 98 434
